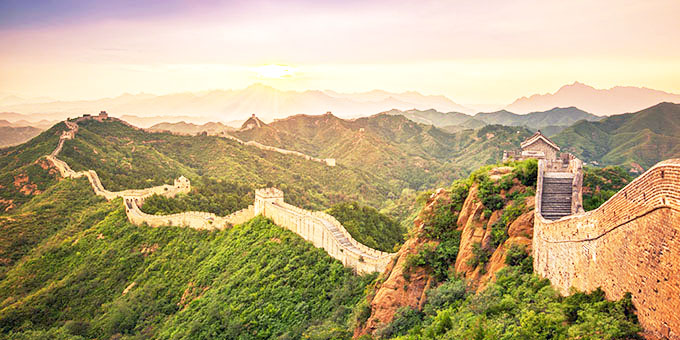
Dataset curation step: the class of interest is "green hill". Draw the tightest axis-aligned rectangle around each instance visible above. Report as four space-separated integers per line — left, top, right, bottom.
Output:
0 123 68 211
0 181 372 339
553 102 680 172
232 113 532 192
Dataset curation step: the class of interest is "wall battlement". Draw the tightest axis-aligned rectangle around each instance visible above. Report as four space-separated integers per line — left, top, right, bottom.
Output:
534 159 680 339
255 193 395 273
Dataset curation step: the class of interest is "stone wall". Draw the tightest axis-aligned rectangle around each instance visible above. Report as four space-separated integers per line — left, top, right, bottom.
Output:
223 134 336 167
254 188 395 273
124 197 254 231
534 159 680 339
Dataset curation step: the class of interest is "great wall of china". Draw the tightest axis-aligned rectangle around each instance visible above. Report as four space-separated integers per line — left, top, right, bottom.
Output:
534 158 680 339
45 115 392 273
42 115 680 336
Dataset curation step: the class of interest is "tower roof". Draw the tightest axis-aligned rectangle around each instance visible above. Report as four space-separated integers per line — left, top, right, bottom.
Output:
520 131 560 151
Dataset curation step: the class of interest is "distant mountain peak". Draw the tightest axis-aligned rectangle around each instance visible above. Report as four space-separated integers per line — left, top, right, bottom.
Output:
507 82 680 115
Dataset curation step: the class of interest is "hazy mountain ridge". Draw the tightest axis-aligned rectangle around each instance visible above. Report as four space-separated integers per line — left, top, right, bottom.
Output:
0 84 472 122
0 126 43 148
507 82 680 115
148 121 235 135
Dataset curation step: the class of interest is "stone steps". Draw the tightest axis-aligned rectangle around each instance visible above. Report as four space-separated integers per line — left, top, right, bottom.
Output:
541 173 573 220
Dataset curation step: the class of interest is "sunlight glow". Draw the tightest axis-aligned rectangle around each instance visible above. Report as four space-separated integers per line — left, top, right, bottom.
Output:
254 65 295 79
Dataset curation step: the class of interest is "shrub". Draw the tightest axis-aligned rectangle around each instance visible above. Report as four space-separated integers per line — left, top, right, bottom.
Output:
513 158 538 187
423 279 467 315
374 307 423 339
504 244 533 273
467 242 491 271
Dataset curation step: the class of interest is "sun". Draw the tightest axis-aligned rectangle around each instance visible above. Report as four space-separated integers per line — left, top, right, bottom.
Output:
254 64 295 79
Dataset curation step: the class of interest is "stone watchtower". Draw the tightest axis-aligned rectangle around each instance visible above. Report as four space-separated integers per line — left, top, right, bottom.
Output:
174 176 191 194
519 130 560 160
254 187 284 215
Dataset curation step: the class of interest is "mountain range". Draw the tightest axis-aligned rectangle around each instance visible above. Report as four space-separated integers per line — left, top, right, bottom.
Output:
507 82 680 115
0 84 472 122
2 82 678 124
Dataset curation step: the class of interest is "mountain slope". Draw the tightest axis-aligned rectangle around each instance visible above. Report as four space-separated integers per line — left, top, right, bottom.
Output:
553 102 680 172
384 109 484 129
0 126 43 148
232 113 532 192
54 118 395 211
507 81 680 115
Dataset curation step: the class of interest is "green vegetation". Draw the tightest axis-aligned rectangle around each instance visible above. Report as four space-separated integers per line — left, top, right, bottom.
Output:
553 102 680 172
233 113 532 194
0 123 65 211
377 267 640 340
582 166 633 211
0 178 107 277
326 202 405 253
0 185 374 340
141 178 252 216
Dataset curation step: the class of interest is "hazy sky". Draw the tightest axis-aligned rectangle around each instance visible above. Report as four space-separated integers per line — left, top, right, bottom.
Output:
1 0 679 104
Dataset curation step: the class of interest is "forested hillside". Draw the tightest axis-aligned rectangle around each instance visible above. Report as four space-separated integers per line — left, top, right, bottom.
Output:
553 102 680 172
385 107 600 136
0 180 372 339
55 119 393 211
232 113 532 191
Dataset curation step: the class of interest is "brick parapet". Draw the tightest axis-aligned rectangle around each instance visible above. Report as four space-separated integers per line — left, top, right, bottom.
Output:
534 158 680 339
259 198 395 273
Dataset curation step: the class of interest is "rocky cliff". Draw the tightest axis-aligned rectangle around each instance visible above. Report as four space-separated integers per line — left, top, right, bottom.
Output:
354 163 536 337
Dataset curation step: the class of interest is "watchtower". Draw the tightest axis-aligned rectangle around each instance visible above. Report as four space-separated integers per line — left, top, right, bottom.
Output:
254 187 284 215
174 175 191 193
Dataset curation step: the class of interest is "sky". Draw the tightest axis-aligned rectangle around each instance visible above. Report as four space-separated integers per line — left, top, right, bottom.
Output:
1 0 680 105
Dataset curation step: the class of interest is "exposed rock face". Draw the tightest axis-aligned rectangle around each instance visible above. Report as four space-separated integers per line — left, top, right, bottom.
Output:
354 168 535 338
453 167 534 290
353 190 447 338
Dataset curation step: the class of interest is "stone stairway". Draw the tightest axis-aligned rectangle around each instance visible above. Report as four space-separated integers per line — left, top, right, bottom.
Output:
541 173 573 220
